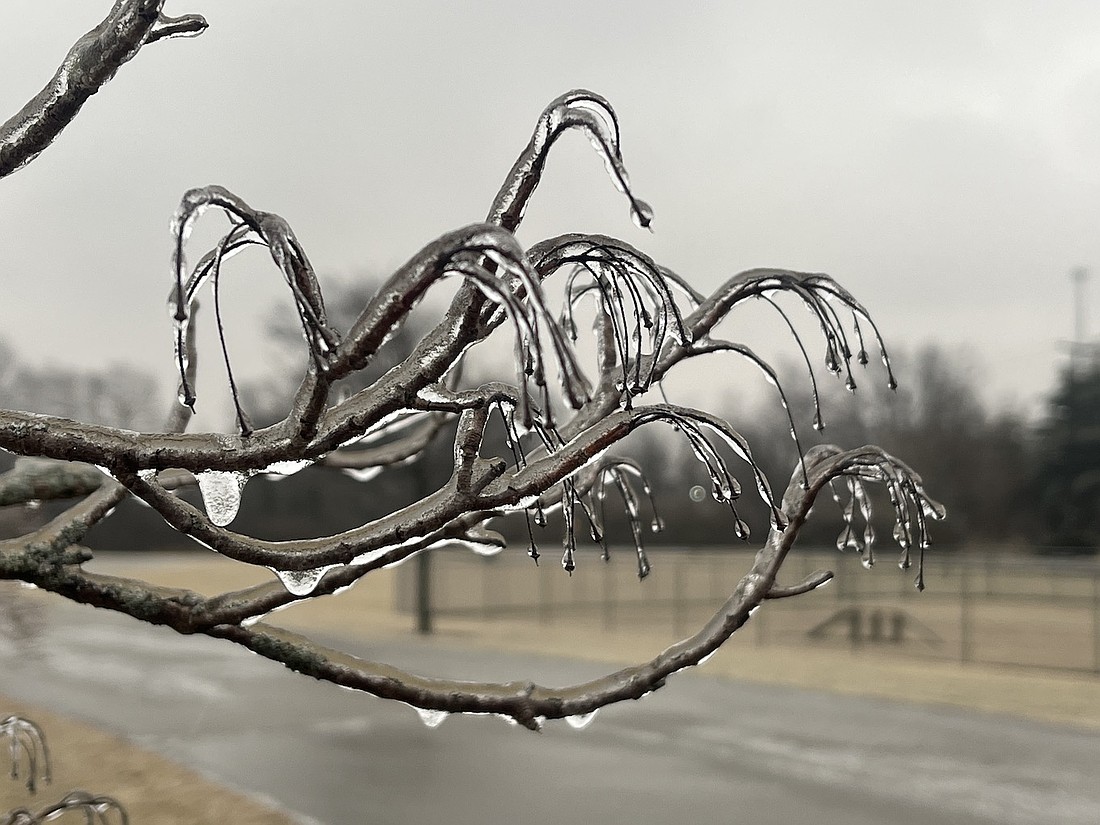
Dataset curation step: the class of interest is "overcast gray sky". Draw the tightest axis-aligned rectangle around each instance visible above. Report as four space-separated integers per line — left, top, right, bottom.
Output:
4 1 1100 427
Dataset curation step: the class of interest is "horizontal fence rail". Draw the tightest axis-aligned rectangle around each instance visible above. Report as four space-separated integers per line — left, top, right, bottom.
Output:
396 547 1100 676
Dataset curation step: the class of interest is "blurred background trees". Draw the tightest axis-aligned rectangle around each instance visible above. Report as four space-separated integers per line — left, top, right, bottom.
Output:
2 323 1095 555
1032 361 1100 552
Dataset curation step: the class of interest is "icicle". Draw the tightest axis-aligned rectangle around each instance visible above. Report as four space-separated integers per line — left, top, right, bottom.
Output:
561 546 576 574
836 524 862 553
921 497 947 520
561 486 577 574
416 708 449 729
893 520 910 549
835 479 858 551
195 470 248 526
564 709 599 730
629 199 655 231
733 516 750 541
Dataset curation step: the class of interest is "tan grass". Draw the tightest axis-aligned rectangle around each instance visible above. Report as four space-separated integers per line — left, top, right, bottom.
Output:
0 698 298 825
87 552 1100 730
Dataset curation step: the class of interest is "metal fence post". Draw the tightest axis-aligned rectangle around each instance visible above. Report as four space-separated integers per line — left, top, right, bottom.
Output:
602 561 615 630
538 564 551 624
673 555 686 638
415 549 432 635
1093 569 1100 674
480 557 492 621
959 560 973 664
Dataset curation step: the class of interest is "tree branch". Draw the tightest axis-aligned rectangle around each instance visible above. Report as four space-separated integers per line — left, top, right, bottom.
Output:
0 1 206 179
0 4 941 728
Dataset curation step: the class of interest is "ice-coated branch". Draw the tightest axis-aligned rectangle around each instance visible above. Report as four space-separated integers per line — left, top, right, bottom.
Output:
4 441 934 733
488 90 653 233
0 459 104 507
765 569 835 599
1 716 50 795
197 445 939 730
0 1 943 730
2 791 128 825
0 0 207 179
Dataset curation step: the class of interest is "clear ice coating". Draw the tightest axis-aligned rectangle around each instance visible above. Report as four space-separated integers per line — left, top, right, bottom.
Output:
1 714 50 794
195 470 248 526
262 459 312 479
630 198 655 230
416 708 449 728
564 709 599 730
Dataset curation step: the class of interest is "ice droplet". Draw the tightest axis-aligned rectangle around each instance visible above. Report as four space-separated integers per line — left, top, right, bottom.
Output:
564 709 599 730
416 708 449 728
921 498 947 520
272 564 339 597
195 470 248 526
630 199 654 230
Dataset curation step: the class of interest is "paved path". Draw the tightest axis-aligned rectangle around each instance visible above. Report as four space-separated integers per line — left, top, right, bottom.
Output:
3 602 1098 825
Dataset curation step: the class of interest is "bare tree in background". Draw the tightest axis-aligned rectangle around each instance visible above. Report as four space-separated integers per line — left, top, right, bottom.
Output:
0 1 943 731
728 345 1031 548
0 342 160 659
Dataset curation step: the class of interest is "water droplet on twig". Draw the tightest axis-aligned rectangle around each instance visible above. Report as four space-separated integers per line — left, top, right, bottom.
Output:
271 564 339 596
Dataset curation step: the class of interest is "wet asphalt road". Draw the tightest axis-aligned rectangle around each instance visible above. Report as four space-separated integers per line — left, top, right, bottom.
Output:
2 601 1098 825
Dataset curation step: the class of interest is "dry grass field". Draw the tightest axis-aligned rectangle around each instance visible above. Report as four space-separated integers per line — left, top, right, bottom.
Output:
83 548 1100 729
0 697 298 825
